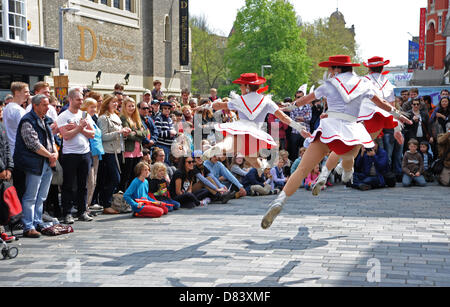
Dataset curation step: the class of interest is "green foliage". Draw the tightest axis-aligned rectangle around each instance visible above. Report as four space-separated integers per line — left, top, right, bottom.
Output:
191 16 229 95
225 0 311 100
302 16 363 86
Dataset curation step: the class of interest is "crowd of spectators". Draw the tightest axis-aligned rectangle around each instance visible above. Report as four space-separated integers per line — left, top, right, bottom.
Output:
0 82 449 240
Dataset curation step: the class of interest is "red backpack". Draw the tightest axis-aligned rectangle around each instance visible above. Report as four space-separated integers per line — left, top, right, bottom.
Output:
0 181 22 227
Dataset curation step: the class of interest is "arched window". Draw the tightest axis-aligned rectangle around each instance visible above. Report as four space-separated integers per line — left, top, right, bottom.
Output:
164 15 171 42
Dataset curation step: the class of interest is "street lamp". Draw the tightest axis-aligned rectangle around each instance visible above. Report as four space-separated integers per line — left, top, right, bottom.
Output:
261 65 272 78
59 6 80 74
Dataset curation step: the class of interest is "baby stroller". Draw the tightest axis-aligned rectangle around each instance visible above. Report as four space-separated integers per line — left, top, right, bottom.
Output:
0 181 22 260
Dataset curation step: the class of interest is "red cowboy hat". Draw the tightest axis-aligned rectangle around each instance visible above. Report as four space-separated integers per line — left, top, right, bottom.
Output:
363 56 390 67
319 55 361 68
233 73 267 85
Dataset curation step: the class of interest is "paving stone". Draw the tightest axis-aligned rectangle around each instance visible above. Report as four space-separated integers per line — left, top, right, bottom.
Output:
0 184 449 287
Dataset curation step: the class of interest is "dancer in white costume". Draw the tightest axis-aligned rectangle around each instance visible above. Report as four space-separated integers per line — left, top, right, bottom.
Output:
261 55 409 230
311 56 412 196
201 73 310 171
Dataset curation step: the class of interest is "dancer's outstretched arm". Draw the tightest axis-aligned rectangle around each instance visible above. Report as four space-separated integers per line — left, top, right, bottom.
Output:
371 95 412 125
274 109 311 139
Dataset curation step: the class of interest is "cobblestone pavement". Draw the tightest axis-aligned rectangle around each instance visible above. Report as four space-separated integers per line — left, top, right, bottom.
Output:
1 183 449 287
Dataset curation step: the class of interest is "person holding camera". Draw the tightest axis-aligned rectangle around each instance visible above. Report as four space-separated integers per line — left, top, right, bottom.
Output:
351 141 389 191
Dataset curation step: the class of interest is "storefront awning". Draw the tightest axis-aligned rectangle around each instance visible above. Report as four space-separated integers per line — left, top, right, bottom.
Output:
0 41 57 76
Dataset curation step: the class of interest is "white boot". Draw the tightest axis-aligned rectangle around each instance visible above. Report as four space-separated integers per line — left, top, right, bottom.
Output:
312 165 330 196
342 168 354 184
335 161 344 175
261 191 288 229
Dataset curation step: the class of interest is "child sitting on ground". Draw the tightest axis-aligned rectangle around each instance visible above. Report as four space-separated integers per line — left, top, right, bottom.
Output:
305 164 326 191
123 162 170 218
419 141 434 182
402 139 427 187
148 163 181 212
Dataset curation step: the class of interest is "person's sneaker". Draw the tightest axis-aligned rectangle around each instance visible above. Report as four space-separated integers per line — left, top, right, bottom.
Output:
89 204 104 211
200 198 211 207
23 229 41 238
261 192 287 230
359 184 371 191
78 212 94 222
312 166 330 196
64 214 75 224
221 192 235 204
1 232 15 243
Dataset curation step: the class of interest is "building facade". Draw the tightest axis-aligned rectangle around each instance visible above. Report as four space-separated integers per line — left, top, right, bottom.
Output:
0 0 57 100
1 0 191 102
425 0 449 70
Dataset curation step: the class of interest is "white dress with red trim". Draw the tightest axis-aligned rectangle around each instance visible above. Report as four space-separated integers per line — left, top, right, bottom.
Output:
358 72 398 132
310 72 376 153
214 92 279 154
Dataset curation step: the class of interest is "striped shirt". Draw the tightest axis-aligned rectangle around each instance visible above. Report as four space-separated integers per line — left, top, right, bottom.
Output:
289 105 312 134
154 114 175 146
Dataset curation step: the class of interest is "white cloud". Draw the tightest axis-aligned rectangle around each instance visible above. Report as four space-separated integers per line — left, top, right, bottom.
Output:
190 0 427 66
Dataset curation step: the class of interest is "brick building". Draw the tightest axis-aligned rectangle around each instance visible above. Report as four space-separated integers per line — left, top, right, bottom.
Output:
426 0 449 70
0 0 191 102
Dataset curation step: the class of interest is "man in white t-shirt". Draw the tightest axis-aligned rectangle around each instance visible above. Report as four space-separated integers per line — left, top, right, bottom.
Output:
3 82 30 199
57 87 95 224
3 82 29 156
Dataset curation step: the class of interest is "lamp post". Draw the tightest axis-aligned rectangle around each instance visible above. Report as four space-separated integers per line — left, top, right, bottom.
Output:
59 6 80 75
261 65 272 78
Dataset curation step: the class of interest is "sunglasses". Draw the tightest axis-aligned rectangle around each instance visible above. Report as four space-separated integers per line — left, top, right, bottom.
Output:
141 107 150 110
413 103 420 106
186 160 194 164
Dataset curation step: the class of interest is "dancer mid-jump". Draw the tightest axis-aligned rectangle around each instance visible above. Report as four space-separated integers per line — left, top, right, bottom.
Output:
311 56 411 195
201 73 310 173
261 55 411 230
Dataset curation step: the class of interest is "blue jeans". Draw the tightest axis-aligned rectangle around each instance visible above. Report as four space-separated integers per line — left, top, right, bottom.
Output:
99 153 121 208
383 133 403 175
402 174 427 187
21 162 53 232
352 173 383 189
161 199 181 211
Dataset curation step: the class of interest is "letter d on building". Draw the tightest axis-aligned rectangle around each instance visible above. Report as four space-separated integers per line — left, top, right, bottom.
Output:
78 25 98 62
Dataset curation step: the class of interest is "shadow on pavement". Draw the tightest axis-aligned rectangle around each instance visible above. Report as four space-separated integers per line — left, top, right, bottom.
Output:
86 236 229 276
167 260 321 287
242 226 347 251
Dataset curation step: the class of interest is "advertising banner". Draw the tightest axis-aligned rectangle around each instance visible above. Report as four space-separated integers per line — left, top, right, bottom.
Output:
419 8 426 63
180 0 189 66
408 40 420 70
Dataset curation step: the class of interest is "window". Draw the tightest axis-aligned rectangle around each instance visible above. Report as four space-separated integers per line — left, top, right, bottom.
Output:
164 15 171 42
0 1 3 39
71 0 139 28
439 15 443 33
0 0 27 42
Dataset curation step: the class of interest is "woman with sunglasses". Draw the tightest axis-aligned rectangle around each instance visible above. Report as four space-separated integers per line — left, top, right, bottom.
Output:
404 97 432 147
168 156 212 209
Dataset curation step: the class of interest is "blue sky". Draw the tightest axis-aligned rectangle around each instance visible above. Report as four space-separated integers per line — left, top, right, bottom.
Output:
190 0 427 67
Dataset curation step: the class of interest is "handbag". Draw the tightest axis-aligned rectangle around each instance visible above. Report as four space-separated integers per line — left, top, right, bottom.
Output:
111 192 132 213
40 224 74 236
